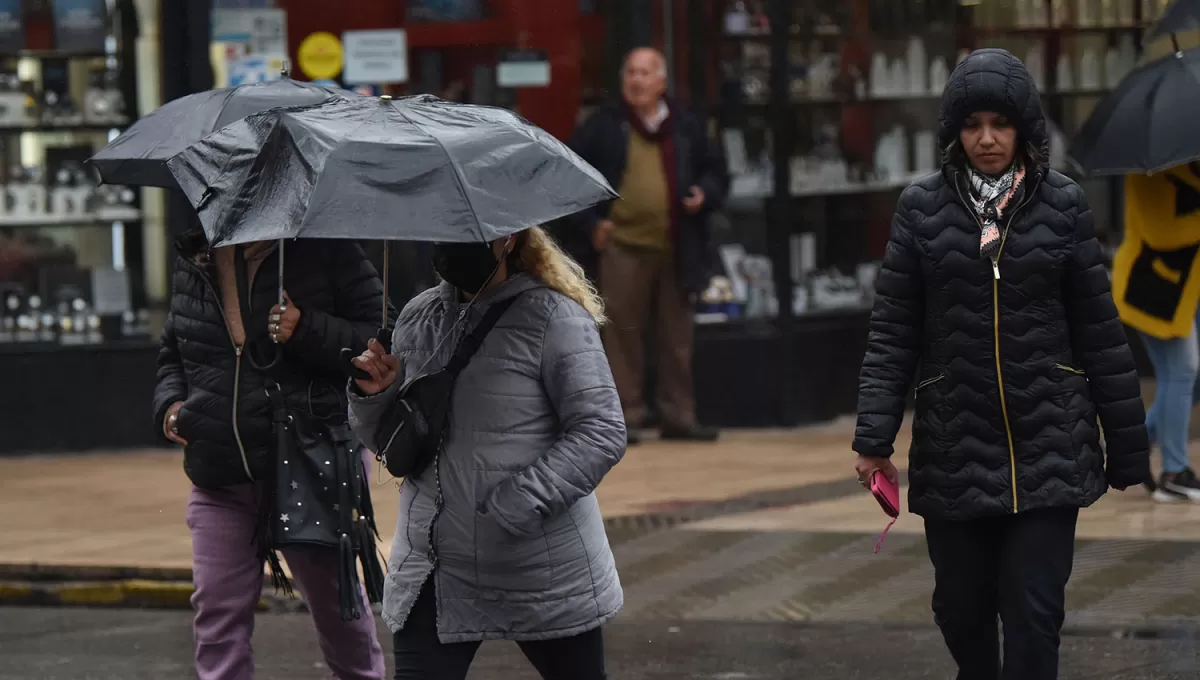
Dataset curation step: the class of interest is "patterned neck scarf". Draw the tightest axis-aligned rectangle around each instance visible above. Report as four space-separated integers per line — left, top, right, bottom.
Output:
966 162 1026 259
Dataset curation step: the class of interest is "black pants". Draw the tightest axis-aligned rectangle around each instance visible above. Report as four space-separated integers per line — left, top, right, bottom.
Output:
393 581 608 680
924 506 1078 680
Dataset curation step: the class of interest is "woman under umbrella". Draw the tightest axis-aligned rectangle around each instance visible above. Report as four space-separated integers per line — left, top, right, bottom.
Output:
851 49 1149 679
348 227 624 679
153 231 389 679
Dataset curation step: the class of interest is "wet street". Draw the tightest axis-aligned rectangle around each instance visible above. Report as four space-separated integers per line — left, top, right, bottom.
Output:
7 427 1200 677
1 606 1198 679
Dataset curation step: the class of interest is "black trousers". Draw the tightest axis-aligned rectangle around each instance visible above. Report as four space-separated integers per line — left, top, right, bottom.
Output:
393 580 608 680
924 506 1078 680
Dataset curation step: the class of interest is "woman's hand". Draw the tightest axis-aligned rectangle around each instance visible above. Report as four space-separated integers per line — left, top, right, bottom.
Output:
854 454 898 488
352 338 400 395
269 291 301 344
164 401 187 445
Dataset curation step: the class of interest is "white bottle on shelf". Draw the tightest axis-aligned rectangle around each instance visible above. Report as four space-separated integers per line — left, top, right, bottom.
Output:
914 130 937 174
895 126 910 177
929 57 950 94
1025 45 1046 91
1030 0 1048 26
870 52 889 97
1050 0 1070 26
1056 53 1074 92
1078 0 1097 26
1118 0 1134 24
1079 47 1102 90
1104 47 1122 88
1098 0 1113 25
1015 0 1029 27
889 58 907 97
907 37 928 96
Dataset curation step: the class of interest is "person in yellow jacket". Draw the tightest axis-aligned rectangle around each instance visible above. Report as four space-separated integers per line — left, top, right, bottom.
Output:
1113 163 1200 501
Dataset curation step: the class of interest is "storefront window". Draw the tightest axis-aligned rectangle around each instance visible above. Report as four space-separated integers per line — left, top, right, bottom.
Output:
708 0 1166 326
0 4 150 350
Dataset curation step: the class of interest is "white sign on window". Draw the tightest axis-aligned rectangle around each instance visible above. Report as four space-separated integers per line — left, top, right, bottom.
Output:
342 29 409 85
212 8 288 56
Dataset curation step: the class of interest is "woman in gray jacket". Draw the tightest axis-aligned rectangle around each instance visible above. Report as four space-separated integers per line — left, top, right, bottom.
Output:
348 226 625 680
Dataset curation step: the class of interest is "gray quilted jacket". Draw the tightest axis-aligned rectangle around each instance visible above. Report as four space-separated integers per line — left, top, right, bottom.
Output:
348 274 626 642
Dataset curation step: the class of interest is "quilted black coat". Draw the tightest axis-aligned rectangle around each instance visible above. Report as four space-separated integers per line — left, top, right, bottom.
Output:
152 231 389 490
853 49 1150 520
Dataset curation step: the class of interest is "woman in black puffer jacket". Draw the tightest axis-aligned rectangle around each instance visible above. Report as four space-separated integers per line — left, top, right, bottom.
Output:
152 229 390 680
852 49 1149 680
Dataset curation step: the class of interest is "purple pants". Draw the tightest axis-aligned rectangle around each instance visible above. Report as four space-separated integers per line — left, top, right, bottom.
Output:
187 482 386 680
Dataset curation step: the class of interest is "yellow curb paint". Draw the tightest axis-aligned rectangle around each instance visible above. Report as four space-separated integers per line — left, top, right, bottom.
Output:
52 582 127 605
122 580 195 608
0 583 34 600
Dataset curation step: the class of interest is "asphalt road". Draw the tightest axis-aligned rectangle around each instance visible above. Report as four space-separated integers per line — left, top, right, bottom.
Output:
0 607 1198 679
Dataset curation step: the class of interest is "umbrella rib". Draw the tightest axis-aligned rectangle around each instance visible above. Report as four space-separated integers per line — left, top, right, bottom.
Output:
387 103 487 242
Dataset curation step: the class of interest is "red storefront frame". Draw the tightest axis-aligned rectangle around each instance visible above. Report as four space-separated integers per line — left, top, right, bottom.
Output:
275 0 606 141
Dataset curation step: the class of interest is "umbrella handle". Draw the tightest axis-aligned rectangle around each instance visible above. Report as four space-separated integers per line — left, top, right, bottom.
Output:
342 327 393 381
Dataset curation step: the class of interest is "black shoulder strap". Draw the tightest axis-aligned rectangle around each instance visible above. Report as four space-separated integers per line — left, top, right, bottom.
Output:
444 295 519 376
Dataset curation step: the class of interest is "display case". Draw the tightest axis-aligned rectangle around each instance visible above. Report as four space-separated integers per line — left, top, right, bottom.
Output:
696 0 1164 425
0 1 158 454
0 6 150 356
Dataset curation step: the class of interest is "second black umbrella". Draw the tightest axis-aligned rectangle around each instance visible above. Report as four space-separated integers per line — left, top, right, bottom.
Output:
1069 46 1200 175
88 78 345 190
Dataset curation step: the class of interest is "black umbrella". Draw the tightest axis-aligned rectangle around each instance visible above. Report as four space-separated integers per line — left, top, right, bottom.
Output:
87 78 345 190
164 94 617 247
1068 45 1200 176
1147 0 1200 40
165 94 615 378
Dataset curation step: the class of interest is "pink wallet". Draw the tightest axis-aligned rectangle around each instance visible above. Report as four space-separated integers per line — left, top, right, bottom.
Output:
869 470 900 554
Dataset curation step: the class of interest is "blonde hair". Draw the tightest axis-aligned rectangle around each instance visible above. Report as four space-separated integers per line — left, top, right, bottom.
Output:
515 227 607 325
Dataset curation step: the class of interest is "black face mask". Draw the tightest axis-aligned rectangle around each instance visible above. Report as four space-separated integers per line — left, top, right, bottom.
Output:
432 242 500 294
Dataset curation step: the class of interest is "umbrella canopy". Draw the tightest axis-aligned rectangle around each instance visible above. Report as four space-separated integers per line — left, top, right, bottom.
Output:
1147 0 1200 40
87 78 345 189
1068 47 1200 176
165 94 617 247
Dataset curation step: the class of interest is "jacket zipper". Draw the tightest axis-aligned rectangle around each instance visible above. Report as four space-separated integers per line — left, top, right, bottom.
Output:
183 258 255 482
955 173 1039 513
425 305 470 586
1054 363 1086 377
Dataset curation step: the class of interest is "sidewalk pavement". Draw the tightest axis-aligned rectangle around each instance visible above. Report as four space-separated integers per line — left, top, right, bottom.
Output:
6 416 1200 626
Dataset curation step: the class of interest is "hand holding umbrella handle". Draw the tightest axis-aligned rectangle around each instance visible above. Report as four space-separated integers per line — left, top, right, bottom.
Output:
343 327 393 381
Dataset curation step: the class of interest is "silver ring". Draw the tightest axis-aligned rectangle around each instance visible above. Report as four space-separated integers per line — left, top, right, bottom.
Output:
272 323 280 333
270 313 281 324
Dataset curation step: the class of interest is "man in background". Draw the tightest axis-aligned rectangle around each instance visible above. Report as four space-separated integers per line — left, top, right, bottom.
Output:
566 47 728 444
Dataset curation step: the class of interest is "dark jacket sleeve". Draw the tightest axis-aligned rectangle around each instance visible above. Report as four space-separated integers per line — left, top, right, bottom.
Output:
853 191 925 458
285 241 393 375
1063 186 1151 489
565 113 610 236
152 311 187 441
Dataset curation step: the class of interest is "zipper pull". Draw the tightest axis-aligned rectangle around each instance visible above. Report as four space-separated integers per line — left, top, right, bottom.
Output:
235 345 243 357
991 258 1000 280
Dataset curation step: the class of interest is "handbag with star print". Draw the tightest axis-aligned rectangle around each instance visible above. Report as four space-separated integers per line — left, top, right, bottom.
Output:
261 381 387 622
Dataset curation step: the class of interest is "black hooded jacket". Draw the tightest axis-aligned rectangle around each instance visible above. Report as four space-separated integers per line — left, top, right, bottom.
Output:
853 49 1150 520
152 231 390 490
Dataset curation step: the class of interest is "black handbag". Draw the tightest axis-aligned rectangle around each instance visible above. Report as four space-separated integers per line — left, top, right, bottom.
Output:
260 382 386 621
373 295 518 479
233 245 386 622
